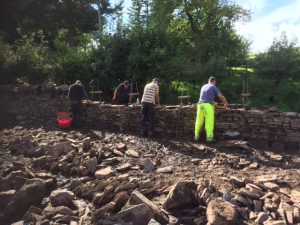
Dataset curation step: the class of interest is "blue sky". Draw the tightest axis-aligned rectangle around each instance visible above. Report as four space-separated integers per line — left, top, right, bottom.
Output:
234 0 300 52
112 0 300 52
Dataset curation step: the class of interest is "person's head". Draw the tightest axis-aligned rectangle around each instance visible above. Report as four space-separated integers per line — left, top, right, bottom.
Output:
153 78 160 85
208 76 216 85
124 80 129 89
75 80 82 85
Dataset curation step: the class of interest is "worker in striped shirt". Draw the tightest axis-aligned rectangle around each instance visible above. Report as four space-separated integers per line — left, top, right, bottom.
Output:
141 78 160 137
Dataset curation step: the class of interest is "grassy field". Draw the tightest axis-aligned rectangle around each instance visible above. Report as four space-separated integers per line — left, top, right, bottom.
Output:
166 67 300 112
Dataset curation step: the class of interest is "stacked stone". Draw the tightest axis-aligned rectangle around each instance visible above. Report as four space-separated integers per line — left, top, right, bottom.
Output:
175 105 197 135
1 94 300 147
82 103 300 148
0 94 69 123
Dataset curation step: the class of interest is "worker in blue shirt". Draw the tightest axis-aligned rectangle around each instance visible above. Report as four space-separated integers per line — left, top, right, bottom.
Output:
195 76 228 142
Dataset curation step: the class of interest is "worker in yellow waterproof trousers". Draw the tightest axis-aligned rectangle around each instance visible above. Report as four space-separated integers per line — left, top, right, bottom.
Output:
195 77 228 142
195 103 215 141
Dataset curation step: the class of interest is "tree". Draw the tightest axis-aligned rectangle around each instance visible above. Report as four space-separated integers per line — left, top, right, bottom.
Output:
0 0 99 45
125 0 250 102
90 27 132 96
91 0 123 43
254 33 300 93
174 0 249 61
0 38 17 84
0 0 253 106
0 32 49 84
50 31 95 84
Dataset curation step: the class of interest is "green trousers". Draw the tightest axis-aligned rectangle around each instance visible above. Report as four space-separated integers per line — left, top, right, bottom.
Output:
194 103 215 141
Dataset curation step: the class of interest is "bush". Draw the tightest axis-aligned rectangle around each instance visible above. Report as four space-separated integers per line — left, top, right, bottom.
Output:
0 32 50 84
50 32 95 85
277 81 300 112
14 32 49 83
0 39 17 84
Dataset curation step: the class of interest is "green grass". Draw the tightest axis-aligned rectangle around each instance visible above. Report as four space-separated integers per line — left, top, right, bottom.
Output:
231 67 254 73
158 68 300 112
161 81 201 104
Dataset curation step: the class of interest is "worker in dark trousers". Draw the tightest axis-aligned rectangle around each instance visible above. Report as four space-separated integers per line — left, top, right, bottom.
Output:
68 80 89 128
112 80 132 105
141 78 160 137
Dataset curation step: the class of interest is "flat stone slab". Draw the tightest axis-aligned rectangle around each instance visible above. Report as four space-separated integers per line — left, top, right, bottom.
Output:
95 167 114 179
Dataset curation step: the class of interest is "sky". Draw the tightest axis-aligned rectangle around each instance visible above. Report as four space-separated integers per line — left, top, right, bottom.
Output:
114 0 300 53
234 0 300 52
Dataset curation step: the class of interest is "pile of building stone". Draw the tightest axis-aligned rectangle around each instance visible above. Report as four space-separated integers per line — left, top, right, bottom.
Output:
1 126 300 225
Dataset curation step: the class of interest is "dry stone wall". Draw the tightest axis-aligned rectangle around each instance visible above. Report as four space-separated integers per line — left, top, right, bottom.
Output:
83 103 300 148
1 94 300 148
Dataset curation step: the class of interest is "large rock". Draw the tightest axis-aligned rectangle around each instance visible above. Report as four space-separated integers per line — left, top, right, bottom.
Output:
0 190 16 209
291 184 300 202
86 157 97 174
148 219 161 225
0 170 29 191
52 141 73 157
82 137 91 152
112 191 129 213
229 176 245 188
23 206 43 224
256 175 278 183
32 156 55 168
139 158 155 172
125 150 139 158
255 212 269 224
2 163 34 178
93 184 116 206
42 205 76 218
206 198 239 225
116 163 131 173
50 189 75 207
128 191 169 224
53 215 79 224
11 221 24 225
262 182 279 191
162 181 197 210
116 143 126 151
93 202 116 221
263 221 285 225
115 182 137 193
117 203 154 225
157 166 173 173
95 167 114 179
294 207 300 223
0 179 50 224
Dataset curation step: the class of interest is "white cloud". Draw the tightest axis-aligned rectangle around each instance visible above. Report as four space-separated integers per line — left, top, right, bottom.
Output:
234 0 300 52
235 0 269 14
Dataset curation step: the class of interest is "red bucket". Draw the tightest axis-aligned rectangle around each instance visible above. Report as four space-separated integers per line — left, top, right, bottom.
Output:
57 112 72 129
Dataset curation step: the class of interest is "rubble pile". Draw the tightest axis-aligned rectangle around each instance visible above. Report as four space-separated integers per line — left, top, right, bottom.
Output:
1 126 300 225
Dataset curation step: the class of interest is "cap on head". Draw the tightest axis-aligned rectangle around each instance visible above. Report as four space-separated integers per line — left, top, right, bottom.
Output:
76 80 82 85
124 80 129 85
153 78 160 85
208 76 216 83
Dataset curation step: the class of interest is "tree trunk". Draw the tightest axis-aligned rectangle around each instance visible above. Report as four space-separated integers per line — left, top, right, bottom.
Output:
97 0 103 44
